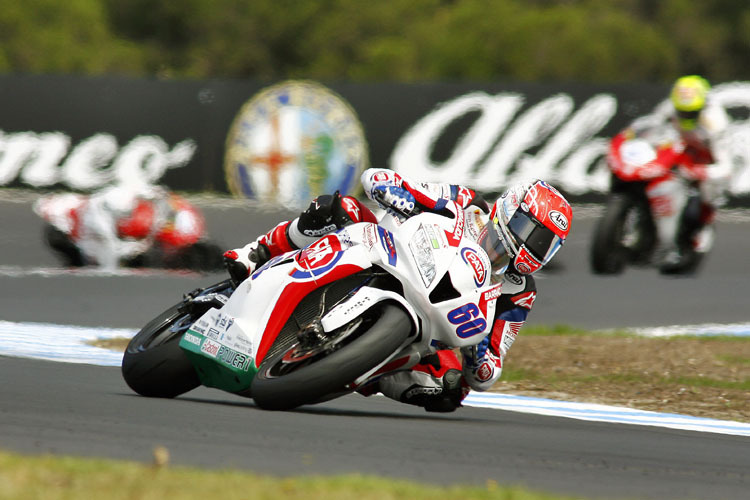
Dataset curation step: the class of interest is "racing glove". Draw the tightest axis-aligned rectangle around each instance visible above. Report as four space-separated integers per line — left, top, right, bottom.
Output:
371 185 417 217
362 168 486 215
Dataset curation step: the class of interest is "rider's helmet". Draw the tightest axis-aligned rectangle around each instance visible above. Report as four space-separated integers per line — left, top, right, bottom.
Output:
480 180 572 275
670 75 711 132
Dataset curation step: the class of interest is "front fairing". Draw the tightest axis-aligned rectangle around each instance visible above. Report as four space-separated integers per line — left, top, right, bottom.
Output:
377 210 500 350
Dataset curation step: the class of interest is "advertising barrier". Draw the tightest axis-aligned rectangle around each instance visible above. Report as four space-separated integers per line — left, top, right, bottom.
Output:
1 75 749 206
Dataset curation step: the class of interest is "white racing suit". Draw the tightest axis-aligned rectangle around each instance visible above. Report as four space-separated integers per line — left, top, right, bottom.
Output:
225 168 537 412
72 185 170 269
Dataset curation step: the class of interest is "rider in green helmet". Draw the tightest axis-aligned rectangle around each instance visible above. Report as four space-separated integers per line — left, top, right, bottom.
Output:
608 75 730 274
670 75 711 132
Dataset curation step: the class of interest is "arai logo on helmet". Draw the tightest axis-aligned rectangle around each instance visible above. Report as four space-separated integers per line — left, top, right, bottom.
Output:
224 80 369 210
549 210 569 232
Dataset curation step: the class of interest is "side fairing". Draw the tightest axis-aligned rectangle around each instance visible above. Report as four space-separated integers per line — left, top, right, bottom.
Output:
179 229 374 392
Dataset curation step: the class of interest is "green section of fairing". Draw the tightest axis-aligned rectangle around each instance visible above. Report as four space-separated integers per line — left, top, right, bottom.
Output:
179 329 257 393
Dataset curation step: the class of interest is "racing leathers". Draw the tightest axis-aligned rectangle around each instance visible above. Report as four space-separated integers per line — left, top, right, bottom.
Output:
70 185 165 269
224 168 537 412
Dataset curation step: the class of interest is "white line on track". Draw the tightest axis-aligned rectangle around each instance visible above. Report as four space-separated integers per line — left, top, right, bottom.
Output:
0 265 203 278
628 322 750 337
1 319 748 437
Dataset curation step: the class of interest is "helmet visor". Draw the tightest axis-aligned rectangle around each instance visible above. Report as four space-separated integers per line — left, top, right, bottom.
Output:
480 224 511 272
676 109 699 131
507 208 564 265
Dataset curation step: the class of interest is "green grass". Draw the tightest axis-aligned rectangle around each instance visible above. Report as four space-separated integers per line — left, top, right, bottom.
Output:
516 324 599 337
715 354 750 365
499 368 750 392
0 449 582 500
522 325 750 341
520 324 641 338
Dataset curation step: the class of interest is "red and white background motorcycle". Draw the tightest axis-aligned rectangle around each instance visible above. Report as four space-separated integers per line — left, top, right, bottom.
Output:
590 128 716 275
122 200 503 410
33 188 224 272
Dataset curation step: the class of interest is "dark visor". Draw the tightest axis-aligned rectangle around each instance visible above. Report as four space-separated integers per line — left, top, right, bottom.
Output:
676 109 699 120
507 209 563 264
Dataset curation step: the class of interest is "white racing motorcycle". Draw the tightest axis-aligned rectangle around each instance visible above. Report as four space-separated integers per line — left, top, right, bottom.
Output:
122 201 502 410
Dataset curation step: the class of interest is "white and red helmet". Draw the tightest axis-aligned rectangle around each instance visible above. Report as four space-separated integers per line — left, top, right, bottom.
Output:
481 180 572 275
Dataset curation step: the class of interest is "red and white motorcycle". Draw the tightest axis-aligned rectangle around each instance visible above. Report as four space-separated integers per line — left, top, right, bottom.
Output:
122 201 502 410
34 191 224 271
590 134 711 275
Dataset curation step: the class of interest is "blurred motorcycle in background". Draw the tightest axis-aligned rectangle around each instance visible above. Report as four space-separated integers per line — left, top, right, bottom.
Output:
34 185 224 272
590 133 713 275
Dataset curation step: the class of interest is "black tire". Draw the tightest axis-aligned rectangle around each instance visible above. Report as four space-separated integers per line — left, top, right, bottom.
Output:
121 280 233 398
590 194 655 275
251 303 412 411
121 303 200 398
43 223 85 267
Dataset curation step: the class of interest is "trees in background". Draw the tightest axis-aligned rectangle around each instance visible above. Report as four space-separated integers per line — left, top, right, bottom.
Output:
0 0 748 83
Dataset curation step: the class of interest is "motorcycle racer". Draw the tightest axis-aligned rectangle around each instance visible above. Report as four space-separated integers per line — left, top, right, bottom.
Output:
224 168 572 412
37 183 209 270
608 75 730 273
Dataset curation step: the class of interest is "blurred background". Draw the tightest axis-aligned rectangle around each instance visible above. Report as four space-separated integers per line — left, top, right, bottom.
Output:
1 0 749 209
2 0 747 82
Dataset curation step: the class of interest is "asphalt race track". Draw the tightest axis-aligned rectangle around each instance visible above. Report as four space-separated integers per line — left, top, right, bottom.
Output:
1 192 749 500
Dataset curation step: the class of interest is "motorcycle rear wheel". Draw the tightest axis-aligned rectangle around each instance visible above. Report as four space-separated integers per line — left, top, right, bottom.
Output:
251 303 411 411
590 194 655 275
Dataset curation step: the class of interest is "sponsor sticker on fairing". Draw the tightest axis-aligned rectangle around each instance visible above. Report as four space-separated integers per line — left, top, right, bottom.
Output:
183 332 202 346
216 345 253 372
445 208 465 246
201 339 221 358
461 247 488 287
377 226 398 266
361 224 377 250
408 224 437 286
291 234 345 279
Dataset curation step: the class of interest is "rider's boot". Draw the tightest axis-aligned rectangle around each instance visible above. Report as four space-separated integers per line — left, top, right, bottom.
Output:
223 241 271 286
377 352 468 412
659 199 713 275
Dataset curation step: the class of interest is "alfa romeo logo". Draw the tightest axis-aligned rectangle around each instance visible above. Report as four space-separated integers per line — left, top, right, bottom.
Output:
224 80 369 209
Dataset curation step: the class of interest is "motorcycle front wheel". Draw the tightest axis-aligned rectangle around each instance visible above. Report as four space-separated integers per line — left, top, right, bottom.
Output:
121 280 233 398
251 303 411 411
590 193 655 275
